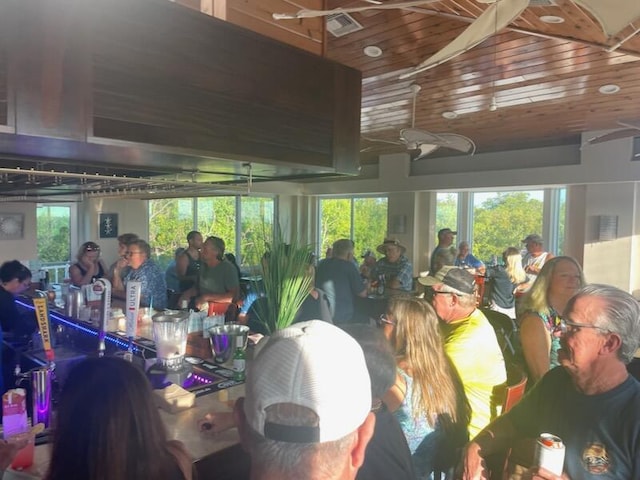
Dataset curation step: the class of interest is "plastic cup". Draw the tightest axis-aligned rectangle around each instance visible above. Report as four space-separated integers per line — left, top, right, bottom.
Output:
9 432 35 470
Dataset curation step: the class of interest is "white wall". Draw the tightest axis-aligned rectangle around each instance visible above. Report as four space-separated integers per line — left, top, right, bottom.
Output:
0 202 37 265
81 198 149 267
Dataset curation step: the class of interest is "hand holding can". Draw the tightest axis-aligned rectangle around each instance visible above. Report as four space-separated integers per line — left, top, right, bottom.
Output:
534 433 565 477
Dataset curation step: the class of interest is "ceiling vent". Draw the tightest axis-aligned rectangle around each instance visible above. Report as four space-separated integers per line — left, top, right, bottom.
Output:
528 0 557 6
326 13 364 38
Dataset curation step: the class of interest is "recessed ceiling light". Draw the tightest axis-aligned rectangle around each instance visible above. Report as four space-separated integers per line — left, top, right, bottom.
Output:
363 45 383 58
442 111 458 119
599 84 621 94
540 15 565 24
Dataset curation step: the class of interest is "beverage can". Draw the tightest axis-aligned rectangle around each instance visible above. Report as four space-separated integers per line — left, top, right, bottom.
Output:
534 433 565 476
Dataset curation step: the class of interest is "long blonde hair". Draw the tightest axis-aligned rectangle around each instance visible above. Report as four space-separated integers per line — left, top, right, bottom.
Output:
521 256 586 317
387 296 461 427
503 247 527 285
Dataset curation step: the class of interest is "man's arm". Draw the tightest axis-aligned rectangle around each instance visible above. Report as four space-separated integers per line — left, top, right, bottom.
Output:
176 252 189 279
460 414 519 480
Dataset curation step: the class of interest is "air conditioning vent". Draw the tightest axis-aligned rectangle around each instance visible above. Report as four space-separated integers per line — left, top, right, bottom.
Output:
326 13 364 38
528 0 557 6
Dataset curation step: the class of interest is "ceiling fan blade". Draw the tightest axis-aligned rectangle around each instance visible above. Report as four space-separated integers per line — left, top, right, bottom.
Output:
399 0 529 79
412 144 441 161
586 128 640 145
433 133 476 154
400 128 444 146
273 0 439 20
572 0 640 37
618 119 640 130
361 135 404 146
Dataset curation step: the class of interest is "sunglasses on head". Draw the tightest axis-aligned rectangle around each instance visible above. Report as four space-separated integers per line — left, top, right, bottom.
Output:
84 244 100 252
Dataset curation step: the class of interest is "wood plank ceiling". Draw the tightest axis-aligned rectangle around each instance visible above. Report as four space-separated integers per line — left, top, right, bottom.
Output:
269 0 640 164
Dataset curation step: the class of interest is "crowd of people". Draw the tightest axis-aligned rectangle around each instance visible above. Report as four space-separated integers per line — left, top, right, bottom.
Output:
0 229 638 479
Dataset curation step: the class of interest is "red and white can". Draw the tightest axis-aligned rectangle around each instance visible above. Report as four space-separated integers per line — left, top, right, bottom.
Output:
534 433 565 476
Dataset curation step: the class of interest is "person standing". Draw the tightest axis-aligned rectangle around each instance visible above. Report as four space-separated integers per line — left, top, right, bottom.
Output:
485 247 528 319
521 233 554 291
419 266 506 438
430 228 457 275
316 239 367 324
176 231 203 292
461 284 640 479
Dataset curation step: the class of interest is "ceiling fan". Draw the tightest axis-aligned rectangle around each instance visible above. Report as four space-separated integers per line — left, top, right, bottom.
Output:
361 84 476 160
583 120 640 146
274 1 640 78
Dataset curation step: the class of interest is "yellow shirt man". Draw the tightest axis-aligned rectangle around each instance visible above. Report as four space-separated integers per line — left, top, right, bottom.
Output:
440 308 507 438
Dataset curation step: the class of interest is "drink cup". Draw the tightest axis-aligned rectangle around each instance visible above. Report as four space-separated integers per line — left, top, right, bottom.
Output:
8 432 35 470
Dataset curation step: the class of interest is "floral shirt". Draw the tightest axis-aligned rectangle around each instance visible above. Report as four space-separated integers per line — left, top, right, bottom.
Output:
124 259 167 309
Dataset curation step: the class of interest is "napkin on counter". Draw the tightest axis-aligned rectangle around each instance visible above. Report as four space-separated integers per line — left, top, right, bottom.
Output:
153 383 195 414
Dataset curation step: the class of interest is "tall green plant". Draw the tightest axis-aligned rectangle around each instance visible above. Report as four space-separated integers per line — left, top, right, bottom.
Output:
253 227 314 334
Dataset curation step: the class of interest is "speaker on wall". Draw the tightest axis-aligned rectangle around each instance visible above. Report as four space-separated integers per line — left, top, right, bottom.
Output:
598 215 618 241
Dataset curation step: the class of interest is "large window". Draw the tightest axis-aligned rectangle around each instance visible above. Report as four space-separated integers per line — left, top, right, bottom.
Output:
149 196 274 270
472 190 544 262
433 188 566 263
240 197 274 267
37 204 73 282
319 196 388 257
435 193 458 235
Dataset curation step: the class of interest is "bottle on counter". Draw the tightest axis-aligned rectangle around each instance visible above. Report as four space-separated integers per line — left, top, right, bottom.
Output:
232 336 246 382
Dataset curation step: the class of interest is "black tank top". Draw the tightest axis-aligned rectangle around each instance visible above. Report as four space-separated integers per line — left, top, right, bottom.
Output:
74 262 105 284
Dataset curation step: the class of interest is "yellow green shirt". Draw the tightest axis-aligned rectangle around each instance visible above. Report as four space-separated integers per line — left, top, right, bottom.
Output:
440 309 507 438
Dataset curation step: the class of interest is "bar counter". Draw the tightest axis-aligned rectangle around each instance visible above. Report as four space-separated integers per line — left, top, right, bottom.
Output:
4 298 250 480
6 385 246 480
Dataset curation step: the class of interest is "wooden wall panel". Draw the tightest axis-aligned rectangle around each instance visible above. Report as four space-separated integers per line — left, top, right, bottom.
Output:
0 0 361 178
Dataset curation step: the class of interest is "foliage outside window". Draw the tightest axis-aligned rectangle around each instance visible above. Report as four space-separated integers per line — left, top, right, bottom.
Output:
241 197 274 268
436 193 458 237
149 196 274 271
37 205 71 263
557 189 566 255
472 191 543 262
196 197 236 254
319 197 388 258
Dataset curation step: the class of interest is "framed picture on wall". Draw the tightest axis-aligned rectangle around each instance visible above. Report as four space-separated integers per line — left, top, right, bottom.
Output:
99 213 118 239
0 213 24 240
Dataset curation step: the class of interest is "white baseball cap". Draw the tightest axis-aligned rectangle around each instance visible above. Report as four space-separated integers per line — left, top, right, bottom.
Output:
243 320 371 443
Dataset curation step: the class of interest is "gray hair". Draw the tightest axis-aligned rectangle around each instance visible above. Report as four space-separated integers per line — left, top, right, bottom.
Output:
566 284 640 364
440 284 477 308
247 403 354 478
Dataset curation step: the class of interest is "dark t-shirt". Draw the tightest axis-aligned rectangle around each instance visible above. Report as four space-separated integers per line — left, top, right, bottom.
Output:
356 405 416 480
316 257 366 324
0 287 36 338
486 266 516 309
507 366 640 479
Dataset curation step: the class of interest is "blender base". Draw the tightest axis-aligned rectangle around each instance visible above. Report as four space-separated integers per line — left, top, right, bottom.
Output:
147 362 193 389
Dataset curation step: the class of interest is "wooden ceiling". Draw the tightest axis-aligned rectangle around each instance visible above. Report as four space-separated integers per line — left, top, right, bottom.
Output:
270 0 640 163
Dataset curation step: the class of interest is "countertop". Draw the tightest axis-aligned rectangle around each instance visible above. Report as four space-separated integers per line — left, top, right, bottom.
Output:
3 385 245 479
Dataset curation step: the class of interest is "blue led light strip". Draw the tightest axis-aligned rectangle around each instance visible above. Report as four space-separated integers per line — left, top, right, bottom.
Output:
16 300 141 353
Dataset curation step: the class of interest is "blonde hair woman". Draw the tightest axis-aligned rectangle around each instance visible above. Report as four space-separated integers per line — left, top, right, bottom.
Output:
486 247 528 319
519 256 585 383
381 295 469 478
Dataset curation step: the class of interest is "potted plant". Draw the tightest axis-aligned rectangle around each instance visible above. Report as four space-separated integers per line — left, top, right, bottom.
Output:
252 226 314 334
